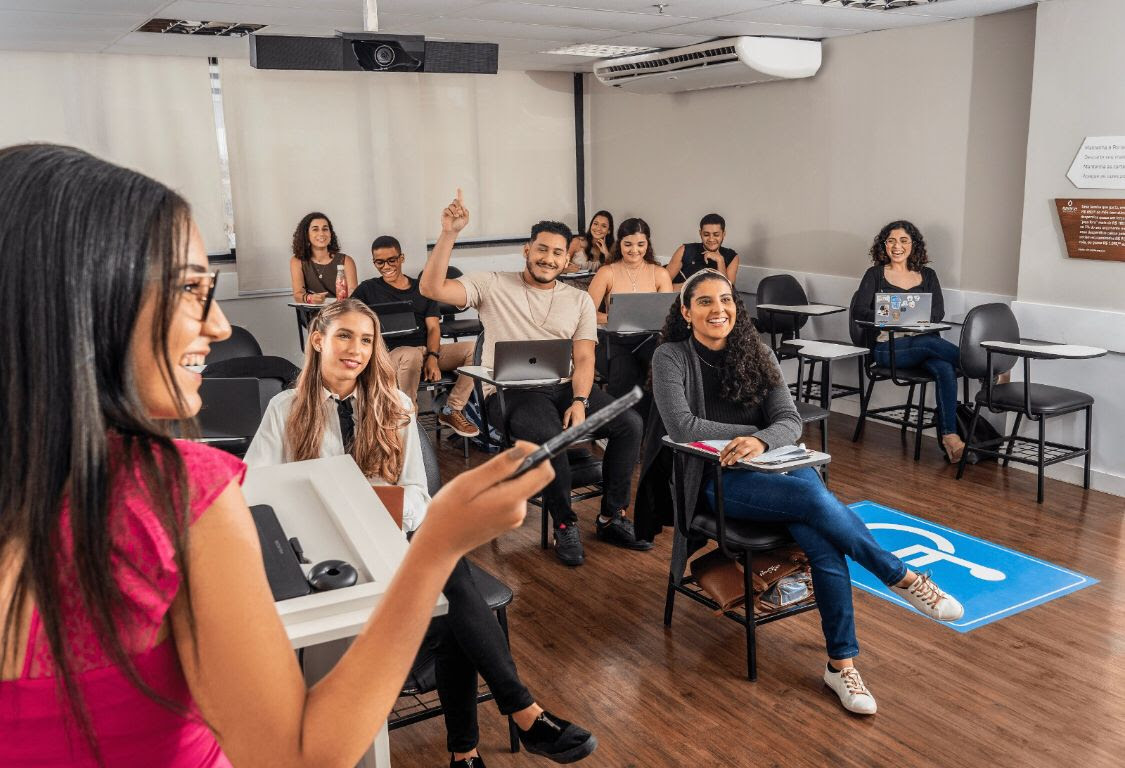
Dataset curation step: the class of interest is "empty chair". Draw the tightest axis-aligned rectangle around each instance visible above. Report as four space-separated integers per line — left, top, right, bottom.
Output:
205 324 263 363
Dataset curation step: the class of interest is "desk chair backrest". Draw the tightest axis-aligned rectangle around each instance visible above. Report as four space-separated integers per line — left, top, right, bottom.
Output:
959 303 1020 381
197 378 272 439
416 421 441 496
207 325 263 364
416 264 467 319
847 292 866 349
756 274 809 335
473 331 485 366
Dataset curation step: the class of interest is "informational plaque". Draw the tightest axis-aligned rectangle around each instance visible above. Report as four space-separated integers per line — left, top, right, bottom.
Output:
1054 198 1125 262
1067 137 1125 189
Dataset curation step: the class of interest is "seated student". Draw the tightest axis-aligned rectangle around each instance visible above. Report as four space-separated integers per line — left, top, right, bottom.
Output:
637 269 965 716
586 217 673 416
850 220 966 463
665 213 739 285
351 235 479 438
565 210 614 274
0 144 554 768
289 211 358 304
419 191 648 567
244 299 596 767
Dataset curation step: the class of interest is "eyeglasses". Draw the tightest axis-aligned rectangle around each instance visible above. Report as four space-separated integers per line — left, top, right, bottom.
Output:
182 270 220 320
885 237 912 248
372 254 403 268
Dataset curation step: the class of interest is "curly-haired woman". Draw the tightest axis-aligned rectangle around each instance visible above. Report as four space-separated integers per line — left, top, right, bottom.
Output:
289 211 358 304
849 220 966 462
638 269 964 716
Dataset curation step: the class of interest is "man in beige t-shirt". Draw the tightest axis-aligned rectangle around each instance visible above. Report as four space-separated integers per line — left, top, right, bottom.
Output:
420 191 649 567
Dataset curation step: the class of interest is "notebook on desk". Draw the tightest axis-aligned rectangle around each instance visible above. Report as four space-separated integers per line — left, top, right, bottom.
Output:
874 292 932 327
670 439 831 473
605 292 675 333
492 339 571 382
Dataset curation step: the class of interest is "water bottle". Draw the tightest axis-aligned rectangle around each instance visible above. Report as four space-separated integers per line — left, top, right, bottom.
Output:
335 263 347 301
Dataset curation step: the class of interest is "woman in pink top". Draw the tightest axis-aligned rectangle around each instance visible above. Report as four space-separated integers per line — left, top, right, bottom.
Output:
0 144 552 766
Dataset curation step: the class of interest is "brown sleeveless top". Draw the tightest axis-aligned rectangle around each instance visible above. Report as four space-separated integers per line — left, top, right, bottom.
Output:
300 253 347 295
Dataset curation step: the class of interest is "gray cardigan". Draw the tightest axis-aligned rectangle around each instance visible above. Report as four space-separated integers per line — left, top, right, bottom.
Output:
635 339 802 542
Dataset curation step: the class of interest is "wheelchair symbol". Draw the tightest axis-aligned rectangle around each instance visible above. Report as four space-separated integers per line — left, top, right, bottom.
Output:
867 524 1006 582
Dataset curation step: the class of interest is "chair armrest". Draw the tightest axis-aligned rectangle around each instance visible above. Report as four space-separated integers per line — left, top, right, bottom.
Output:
980 341 1107 360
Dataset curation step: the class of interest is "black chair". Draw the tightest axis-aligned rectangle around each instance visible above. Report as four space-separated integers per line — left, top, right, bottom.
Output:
388 424 520 752
420 265 484 341
849 292 942 461
662 438 818 681
467 334 604 550
195 377 281 457
955 303 1096 503
206 324 263 363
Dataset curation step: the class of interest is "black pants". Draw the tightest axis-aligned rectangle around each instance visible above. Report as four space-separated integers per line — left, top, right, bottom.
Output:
606 334 657 420
486 383 643 526
426 557 533 753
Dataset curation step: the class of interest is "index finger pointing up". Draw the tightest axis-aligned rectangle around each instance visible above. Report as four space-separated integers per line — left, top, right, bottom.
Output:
456 187 463 203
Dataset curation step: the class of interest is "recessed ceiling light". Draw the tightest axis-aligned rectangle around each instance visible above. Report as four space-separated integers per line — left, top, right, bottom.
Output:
136 18 266 36
799 0 952 9
543 44 658 57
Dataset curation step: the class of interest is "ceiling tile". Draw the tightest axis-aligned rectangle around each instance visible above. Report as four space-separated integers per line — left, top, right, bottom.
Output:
657 16 853 39
449 1 691 32
376 0 495 15
0 9 143 33
159 1 363 28
724 3 954 31
589 30 715 48
508 1 785 19
106 29 251 56
409 16 616 42
0 0 165 13
889 0 1036 18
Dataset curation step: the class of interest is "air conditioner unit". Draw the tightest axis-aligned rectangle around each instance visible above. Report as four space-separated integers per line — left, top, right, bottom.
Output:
592 37 821 94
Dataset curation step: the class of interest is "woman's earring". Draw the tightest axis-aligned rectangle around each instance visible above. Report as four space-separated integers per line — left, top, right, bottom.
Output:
314 346 321 352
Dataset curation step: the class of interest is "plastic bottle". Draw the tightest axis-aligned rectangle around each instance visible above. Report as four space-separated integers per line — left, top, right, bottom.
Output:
335 263 347 301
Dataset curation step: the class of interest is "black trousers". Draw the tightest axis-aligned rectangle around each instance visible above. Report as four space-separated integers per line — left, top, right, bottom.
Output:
606 334 657 420
486 383 643 526
426 557 534 753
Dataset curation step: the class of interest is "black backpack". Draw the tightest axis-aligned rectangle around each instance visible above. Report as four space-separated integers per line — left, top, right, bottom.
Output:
954 404 1002 462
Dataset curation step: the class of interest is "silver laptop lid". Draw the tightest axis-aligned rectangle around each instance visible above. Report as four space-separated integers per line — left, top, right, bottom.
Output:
606 292 675 333
492 339 572 382
874 292 932 327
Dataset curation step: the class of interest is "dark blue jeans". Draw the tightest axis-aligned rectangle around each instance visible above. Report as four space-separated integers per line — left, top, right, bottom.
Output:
873 334 960 436
704 467 907 660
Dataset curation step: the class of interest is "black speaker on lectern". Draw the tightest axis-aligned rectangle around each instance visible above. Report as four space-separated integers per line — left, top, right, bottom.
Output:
249 33 497 75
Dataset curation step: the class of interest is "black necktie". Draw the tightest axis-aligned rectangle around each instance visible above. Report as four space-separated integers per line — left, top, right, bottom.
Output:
336 397 355 454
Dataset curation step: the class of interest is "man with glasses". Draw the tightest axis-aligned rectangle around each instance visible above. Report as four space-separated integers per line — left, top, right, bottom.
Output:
351 235 479 437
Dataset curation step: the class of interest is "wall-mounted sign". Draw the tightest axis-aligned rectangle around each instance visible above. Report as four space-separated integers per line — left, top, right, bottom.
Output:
1055 198 1125 262
1067 137 1125 189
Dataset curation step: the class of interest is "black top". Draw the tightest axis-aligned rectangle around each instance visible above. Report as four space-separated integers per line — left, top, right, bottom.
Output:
676 242 738 282
849 265 946 348
690 337 761 428
351 276 438 349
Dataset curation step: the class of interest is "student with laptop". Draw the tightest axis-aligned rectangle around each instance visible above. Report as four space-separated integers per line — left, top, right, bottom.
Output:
850 220 967 463
244 300 597 767
638 268 965 716
586 218 673 416
351 235 479 438
665 212 739 285
419 191 649 567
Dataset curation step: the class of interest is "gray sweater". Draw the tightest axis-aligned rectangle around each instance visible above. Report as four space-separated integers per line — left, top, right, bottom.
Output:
635 339 802 541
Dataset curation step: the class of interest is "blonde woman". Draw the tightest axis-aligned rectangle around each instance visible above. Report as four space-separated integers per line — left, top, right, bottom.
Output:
245 299 596 768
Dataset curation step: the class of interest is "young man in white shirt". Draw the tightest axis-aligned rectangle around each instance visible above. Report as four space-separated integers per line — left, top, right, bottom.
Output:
419 192 649 567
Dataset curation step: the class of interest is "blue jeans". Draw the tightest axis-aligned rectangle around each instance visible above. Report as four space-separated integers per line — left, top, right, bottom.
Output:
873 334 960 436
704 467 907 660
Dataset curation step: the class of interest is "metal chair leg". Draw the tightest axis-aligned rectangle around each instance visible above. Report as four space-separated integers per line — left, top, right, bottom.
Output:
663 574 676 627
852 376 875 442
1003 413 1023 467
901 384 916 442
540 499 549 549
496 607 521 753
743 551 757 682
914 382 927 461
1084 406 1093 490
957 403 982 480
1037 417 1046 504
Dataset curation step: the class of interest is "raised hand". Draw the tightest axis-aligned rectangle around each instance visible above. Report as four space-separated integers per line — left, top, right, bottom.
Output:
441 188 470 233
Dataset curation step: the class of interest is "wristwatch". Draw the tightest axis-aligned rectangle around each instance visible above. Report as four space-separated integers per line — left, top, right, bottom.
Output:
423 350 439 360
572 396 590 410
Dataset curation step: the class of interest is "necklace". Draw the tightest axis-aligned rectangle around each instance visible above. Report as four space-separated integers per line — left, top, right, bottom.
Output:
691 339 724 369
621 261 645 292
521 273 557 327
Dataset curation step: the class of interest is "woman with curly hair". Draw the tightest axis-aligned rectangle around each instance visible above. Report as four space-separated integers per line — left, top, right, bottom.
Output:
289 211 358 304
637 269 963 716
850 220 966 462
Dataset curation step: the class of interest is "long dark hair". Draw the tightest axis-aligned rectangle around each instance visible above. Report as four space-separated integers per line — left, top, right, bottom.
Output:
869 219 929 271
608 217 657 265
0 144 198 759
660 270 781 407
583 210 614 265
291 211 340 261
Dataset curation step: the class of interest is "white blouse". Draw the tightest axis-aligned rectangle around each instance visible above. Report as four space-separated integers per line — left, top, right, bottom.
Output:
244 387 431 532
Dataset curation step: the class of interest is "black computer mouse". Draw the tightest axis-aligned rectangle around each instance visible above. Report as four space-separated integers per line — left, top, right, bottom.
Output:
307 559 358 591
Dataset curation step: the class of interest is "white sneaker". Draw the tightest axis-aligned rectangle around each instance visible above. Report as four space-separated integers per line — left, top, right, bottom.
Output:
892 571 964 622
823 664 877 715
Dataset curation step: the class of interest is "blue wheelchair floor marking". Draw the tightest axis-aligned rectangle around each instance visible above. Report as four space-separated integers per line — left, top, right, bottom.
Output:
846 501 1097 632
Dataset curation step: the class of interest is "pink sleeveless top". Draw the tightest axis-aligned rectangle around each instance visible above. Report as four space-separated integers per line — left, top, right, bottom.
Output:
0 439 245 767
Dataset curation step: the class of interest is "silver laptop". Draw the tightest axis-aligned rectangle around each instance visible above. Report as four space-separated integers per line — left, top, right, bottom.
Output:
492 339 571 382
605 292 675 333
875 292 932 327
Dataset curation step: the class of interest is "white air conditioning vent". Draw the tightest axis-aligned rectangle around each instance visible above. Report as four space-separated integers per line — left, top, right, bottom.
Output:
593 37 822 95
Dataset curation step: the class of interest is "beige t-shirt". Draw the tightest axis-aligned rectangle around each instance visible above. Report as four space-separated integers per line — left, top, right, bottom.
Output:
458 272 598 392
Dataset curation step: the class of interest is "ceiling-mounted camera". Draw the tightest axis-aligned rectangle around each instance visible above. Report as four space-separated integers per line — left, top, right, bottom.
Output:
341 32 424 72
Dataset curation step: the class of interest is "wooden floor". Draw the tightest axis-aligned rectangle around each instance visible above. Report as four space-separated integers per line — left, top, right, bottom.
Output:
390 416 1124 768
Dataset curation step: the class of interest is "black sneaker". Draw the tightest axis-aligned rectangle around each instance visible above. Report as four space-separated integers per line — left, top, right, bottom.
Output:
450 754 486 768
553 523 584 566
518 711 597 764
595 513 653 551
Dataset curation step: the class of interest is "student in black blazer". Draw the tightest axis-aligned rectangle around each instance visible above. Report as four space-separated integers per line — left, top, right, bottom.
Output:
850 220 966 463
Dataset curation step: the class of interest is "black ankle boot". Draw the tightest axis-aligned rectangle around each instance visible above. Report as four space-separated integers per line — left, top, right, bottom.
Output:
449 753 486 768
